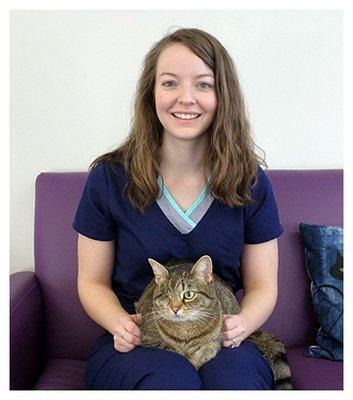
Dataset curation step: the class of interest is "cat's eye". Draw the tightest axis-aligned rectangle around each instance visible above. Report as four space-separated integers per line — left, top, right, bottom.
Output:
183 291 195 300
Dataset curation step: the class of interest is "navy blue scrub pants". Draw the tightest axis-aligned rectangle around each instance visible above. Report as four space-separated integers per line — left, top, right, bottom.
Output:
85 332 274 390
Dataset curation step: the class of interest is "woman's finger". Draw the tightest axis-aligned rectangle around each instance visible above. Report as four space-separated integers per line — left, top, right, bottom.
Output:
114 341 134 352
123 329 142 346
221 315 246 339
113 334 135 352
114 327 141 346
222 325 246 341
132 313 142 325
125 319 142 338
221 336 244 348
222 314 243 331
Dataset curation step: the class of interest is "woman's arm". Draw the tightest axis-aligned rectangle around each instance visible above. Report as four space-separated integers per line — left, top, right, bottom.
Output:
222 238 279 346
77 234 141 351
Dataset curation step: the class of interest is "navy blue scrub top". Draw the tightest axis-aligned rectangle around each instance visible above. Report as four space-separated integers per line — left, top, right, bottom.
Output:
72 161 284 314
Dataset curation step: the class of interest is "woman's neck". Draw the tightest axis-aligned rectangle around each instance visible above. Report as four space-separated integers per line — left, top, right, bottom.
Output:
159 133 209 179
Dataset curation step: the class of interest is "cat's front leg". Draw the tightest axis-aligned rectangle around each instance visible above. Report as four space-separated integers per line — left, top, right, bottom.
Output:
188 341 220 370
140 331 169 350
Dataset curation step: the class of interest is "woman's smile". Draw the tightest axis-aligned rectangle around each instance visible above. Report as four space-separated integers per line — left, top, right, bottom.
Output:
171 112 203 123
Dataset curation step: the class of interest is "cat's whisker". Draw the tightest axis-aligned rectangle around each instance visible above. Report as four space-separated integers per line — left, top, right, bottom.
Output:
191 315 213 323
140 310 167 326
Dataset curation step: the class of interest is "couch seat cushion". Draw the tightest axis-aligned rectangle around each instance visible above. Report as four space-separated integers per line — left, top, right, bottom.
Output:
287 347 343 390
35 358 87 390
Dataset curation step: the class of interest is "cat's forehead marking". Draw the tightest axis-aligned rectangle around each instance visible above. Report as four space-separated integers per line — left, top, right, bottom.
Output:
177 281 184 293
162 264 201 293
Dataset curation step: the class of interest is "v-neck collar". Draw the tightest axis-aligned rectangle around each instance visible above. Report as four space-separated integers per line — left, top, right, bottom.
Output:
157 175 209 222
152 196 217 238
155 174 215 237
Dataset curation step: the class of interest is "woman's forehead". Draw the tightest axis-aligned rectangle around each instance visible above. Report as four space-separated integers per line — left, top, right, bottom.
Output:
156 43 214 78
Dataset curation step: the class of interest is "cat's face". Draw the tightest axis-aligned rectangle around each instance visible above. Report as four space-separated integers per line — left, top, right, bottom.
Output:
148 255 217 322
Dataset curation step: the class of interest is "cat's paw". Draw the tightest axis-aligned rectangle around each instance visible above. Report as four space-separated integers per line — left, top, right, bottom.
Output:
188 356 203 370
188 342 220 370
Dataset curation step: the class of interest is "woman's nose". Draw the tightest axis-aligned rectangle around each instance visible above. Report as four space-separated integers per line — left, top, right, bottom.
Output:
177 86 196 104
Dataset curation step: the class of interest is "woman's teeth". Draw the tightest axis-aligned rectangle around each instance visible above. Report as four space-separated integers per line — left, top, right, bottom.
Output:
173 113 200 120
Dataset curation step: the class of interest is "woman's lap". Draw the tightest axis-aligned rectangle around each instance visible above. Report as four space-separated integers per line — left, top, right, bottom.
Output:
85 332 202 390
198 341 274 389
86 332 274 390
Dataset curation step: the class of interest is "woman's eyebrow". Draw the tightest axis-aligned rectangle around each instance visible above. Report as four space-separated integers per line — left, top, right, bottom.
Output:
159 72 214 79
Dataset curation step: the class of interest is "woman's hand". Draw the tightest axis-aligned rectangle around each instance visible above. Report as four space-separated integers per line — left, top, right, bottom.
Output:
221 314 246 348
113 313 142 353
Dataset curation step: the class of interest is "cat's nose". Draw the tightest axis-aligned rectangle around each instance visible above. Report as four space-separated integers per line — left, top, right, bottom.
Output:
171 307 180 315
170 300 182 315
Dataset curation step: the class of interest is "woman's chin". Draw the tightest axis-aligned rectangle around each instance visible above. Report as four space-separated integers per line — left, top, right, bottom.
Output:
162 128 208 142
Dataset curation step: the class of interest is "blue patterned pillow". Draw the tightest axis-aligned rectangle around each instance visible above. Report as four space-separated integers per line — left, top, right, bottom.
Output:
299 222 343 361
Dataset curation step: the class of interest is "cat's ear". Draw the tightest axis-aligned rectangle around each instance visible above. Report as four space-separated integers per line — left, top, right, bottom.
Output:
148 258 169 285
191 255 213 283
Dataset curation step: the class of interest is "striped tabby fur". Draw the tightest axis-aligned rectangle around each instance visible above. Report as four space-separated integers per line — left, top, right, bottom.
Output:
135 255 292 390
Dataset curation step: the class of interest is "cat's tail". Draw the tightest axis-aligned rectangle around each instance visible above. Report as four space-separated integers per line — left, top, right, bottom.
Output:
270 353 293 390
246 331 293 390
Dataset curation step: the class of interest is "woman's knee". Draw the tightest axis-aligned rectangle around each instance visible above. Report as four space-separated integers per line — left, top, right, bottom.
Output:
140 348 203 390
198 341 274 390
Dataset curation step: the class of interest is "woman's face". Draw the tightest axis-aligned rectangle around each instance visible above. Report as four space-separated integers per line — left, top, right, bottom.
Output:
154 43 217 142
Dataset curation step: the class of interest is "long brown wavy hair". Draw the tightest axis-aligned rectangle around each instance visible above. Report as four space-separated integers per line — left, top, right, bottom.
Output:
90 27 266 214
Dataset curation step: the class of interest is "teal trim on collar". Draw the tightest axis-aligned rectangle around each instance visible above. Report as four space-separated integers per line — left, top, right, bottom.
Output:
185 186 208 216
156 175 212 227
186 175 211 216
157 176 196 228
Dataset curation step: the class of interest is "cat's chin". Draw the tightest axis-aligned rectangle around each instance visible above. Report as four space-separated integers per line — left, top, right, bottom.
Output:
165 314 193 322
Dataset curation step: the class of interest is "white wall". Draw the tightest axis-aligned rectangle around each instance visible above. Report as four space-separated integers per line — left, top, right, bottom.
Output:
10 10 342 273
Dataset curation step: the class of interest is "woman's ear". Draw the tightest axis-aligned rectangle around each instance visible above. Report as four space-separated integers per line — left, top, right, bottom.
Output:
191 255 213 283
148 258 169 285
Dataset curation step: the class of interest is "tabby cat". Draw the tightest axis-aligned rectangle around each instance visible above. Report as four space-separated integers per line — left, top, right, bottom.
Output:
134 255 292 390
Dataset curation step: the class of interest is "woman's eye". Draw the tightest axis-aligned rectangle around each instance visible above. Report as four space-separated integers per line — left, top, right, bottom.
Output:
199 82 212 89
162 81 176 87
183 291 195 300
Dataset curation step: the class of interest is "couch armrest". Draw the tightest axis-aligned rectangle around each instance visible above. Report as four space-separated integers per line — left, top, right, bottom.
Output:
10 271 45 389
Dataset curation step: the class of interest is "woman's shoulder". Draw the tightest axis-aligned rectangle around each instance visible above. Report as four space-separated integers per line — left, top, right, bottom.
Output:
255 164 267 179
82 160 128 197
248 165 272 201
90 158 127 181
255 164 271 184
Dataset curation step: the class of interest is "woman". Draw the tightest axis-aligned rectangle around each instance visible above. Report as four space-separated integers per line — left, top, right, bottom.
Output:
73 27 284 390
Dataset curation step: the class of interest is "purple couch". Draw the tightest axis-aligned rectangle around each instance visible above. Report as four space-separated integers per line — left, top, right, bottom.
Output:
10 170 343 390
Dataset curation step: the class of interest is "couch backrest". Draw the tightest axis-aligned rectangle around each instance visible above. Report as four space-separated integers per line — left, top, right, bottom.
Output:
34 170 343 360
259 170 343 348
